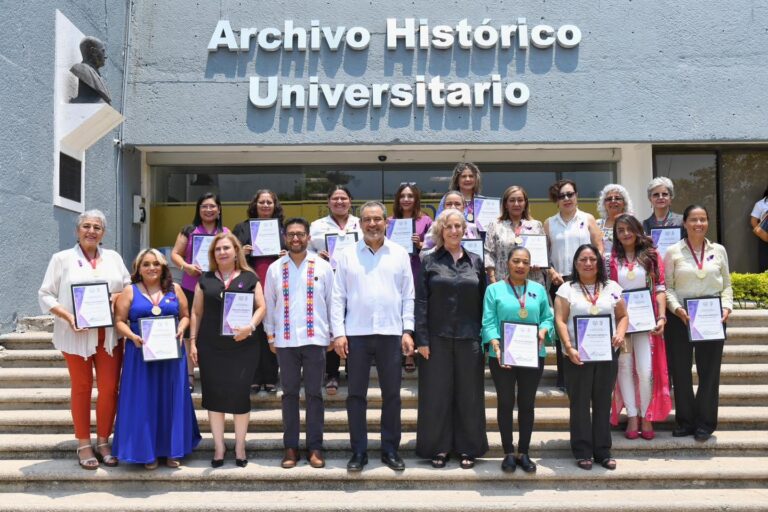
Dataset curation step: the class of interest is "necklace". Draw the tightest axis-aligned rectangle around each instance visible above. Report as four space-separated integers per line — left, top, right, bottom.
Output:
624 253 637 280
579 281 601 315
508 279 528 318
685 239 707 279
141 283 164 316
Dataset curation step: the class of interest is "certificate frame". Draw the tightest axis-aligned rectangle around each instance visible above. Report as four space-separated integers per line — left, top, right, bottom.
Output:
473 195 501 232
572 314 614 363
650 226 682 258
500 321 540 368
248 218 282 257
518 234 550 269
70 282 113 329
622 288 656 334
461 238 484 260
684 296 725 343
139 315 181 362
325 232 359 270
220 291 255 336
191 234 215 272
386 218 416 254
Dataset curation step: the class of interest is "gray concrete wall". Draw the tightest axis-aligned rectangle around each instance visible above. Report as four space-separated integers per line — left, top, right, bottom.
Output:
124 0 768 146
0 2 128 332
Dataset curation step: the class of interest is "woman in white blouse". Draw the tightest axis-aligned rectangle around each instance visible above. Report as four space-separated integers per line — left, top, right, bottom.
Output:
664 204 732 442
38 210 131 470
554 244 628 470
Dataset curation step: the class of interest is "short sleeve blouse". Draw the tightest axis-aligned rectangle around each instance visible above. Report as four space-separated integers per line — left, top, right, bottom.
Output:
555 279 623 346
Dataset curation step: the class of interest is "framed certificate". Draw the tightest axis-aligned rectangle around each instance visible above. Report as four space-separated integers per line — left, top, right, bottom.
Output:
461 238 484 259
139 316 181 362
191 234 215 272
500 321 539 368
519 234 549 268
473 196 501 232
622 288 656 334
325 232 359 270
573 314 613 362
249 218 282 256
684 296 725 342
221 291 255 336
386 218 416 254
71 282 113 329
650 227 682 259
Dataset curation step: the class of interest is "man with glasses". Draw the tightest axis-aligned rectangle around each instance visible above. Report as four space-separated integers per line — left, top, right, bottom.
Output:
331 201 415 472
263 218 335 469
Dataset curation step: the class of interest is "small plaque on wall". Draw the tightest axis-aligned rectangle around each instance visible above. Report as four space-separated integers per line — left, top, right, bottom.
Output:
59 152 82 203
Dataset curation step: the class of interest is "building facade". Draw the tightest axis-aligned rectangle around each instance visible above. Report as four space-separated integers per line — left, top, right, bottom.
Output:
1 0 767 331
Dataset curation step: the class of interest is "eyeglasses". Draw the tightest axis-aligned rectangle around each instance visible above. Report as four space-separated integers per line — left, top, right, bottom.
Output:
285 232 307 239
652 192 671 199
605 195 624 202
577 257 598 264
200 205 218 210
557 192 576 200
80 223 103 232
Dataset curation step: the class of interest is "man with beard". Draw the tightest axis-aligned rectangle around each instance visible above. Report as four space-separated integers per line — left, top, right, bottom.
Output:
263 218 334 469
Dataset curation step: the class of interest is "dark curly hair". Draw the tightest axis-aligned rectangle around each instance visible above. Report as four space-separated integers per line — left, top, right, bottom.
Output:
571 244 607 286
612 214 660 282
247 189 284 225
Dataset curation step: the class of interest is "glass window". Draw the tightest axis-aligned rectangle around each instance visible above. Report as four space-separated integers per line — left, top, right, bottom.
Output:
654 153 718 242
721 151 768 272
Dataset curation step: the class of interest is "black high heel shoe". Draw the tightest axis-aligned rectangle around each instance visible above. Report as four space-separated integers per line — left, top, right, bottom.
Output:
211 448 226 468
235 446 248 467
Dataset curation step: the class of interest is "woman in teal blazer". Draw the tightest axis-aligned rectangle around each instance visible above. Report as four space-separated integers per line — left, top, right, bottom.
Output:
482 246 553 474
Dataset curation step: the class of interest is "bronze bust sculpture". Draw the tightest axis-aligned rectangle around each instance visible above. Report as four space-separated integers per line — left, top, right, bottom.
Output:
70 36 111 104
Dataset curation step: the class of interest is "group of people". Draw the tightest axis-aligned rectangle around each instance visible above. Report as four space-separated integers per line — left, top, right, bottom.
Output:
38 162 735 474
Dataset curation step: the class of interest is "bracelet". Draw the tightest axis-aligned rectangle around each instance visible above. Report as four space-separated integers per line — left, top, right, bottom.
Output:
657 316 667 321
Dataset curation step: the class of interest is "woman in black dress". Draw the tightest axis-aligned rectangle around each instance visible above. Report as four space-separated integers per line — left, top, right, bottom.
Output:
190 233 266 468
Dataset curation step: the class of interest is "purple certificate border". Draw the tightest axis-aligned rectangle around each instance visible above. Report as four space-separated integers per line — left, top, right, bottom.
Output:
684 296 725 343
140 316 180 362
501 321 538 368
573 314 613 362
70 282 113 329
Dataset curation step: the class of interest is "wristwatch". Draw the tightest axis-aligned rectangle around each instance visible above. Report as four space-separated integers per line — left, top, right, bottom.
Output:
403 329 414 336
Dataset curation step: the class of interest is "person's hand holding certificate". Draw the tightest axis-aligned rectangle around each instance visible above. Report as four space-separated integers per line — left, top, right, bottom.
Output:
71 282 113 329
249 218 281 256
221 291 255 339
140 316 181 362
386 218 415 254
500 321 539 368
573 315 613 362
685 296 725 342
473 196 501 232
191 235 215 272
622 288 656 334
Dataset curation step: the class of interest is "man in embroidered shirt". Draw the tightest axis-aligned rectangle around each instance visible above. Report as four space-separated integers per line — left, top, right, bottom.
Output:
264 218 334 469
331 201 415 472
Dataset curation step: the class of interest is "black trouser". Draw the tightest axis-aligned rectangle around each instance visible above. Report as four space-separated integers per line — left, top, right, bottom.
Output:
489 356 543 455
415 336 488 459
666 313 724 434
549 275 572 388
346 335 402 454
276 345 326 451
564 350 619 461
252 327 278 386
759 240 768 272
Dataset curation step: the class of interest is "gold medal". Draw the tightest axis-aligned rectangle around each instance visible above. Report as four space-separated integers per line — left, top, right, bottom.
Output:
466 212 474 222
627 270 636 280
514 237 523 245
519 308 528 319
696 269 706 279
590 305 600 315
151 306 162 316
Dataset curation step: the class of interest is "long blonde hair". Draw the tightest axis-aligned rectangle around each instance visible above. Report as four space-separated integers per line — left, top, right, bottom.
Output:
208 232 254 274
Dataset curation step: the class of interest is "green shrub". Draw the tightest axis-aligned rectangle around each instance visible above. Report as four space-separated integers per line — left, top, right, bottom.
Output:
731 272 768 309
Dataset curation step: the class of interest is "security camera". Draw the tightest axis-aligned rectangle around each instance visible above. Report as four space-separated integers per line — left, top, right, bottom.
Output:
378 155 387 162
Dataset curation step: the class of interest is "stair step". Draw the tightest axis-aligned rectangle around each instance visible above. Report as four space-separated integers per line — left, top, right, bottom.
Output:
728 309 768 328
0 333 54 351
2 384 767 410
1 430 765 459
0 406 765 434
0 456 766 493
3 488 768 512
3 363 766 388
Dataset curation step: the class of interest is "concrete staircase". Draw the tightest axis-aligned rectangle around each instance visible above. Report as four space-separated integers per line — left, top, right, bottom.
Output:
0 311 767 511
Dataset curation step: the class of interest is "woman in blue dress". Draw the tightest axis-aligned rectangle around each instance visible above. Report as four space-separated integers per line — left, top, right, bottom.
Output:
113 249 201 469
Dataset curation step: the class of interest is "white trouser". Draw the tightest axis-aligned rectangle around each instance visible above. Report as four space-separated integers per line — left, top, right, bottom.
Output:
617 332 652 417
